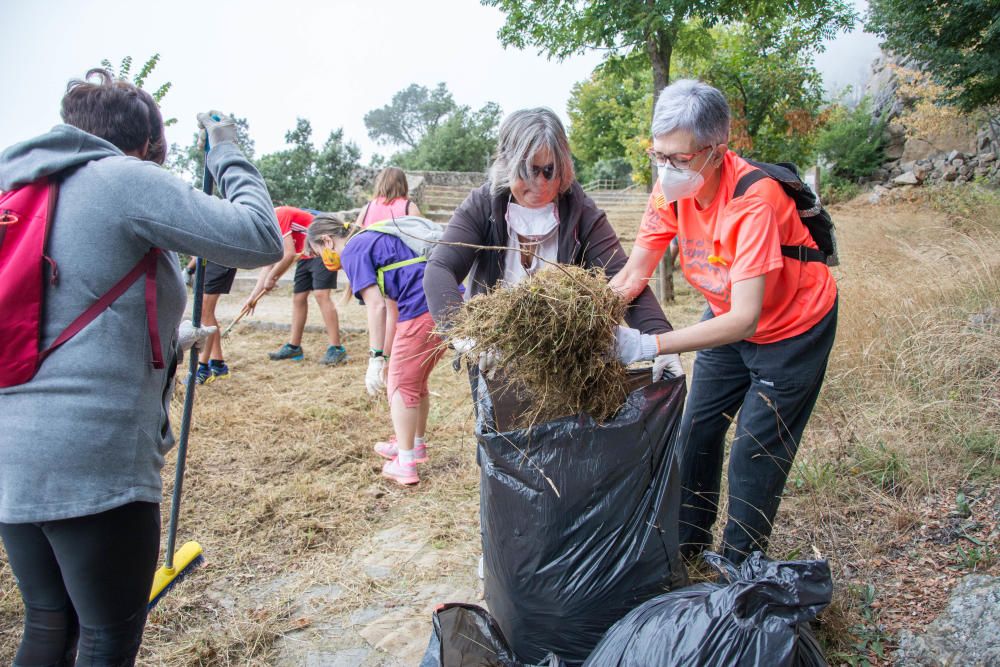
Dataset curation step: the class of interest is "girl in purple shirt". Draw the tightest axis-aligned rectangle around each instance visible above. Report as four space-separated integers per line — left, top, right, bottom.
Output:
307 214 445 485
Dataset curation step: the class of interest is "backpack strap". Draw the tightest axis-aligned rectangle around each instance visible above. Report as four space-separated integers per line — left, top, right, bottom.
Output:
733 169 828 263
376 256 426 296
39 248 164 369
405 200 410 215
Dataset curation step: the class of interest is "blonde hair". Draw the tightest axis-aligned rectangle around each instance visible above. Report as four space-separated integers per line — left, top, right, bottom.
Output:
373 167 409 201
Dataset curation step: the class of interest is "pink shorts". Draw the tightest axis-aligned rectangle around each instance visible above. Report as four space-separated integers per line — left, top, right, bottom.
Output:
387 312 445 408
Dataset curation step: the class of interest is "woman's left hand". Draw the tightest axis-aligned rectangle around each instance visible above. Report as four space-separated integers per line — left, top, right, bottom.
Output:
177 320 217 352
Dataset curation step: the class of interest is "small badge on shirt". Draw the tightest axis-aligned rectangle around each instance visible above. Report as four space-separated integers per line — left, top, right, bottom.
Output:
654 193 667 210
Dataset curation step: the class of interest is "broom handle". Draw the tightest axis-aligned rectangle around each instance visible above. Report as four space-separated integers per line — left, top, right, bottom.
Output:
164 137 213 570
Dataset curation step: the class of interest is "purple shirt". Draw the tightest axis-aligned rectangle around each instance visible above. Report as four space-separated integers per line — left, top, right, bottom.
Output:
341 231 429 322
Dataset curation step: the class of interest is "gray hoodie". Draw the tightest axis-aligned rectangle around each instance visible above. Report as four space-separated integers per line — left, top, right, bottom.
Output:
0 125 283 523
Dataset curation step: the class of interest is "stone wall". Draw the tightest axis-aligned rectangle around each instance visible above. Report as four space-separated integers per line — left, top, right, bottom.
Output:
864 53 998 192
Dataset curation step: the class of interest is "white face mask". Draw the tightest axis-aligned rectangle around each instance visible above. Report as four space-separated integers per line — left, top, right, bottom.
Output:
506 201 558 239
657 149 714 202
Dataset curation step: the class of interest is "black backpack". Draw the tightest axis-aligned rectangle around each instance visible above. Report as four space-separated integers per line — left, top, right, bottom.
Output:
672 159 839 267
735 159 839 267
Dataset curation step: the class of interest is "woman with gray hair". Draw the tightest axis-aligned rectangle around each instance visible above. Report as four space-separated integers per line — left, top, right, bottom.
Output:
424 107 678 375
610 79 838 565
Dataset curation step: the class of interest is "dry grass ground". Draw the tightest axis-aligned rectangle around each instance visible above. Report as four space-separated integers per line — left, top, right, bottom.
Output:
1 183 998 665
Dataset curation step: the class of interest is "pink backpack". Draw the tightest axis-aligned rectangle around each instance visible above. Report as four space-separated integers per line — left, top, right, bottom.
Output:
0 177 163 388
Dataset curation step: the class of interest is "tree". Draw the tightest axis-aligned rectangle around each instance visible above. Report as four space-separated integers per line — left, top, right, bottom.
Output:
256 118 361 211
396 103 502 172
366 83 502 172
567 62 652 184
684 22 826 166
364 83 456 149
866 0 1000 112
483 0 854 102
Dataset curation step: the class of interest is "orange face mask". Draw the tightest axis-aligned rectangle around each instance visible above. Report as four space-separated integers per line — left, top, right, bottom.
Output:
321 247 341 271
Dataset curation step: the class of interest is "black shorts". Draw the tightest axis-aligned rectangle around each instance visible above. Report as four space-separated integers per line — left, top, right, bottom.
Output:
293 256 338 293
203 261 237 294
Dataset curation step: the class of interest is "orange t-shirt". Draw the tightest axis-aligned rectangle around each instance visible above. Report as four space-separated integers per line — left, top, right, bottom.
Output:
275 206 315 258
635 151 837 344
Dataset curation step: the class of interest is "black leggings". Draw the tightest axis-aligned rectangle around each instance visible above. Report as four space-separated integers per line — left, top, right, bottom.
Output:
0 502 160 666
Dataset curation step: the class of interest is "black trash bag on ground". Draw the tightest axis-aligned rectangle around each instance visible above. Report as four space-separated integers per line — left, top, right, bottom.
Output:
475 371 689 665
419 603 566 667
582 551 832 667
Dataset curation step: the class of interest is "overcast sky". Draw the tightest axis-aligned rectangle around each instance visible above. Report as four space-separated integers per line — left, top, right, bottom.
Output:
0 0 880 163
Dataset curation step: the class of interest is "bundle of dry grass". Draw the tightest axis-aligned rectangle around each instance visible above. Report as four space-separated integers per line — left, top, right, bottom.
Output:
446 264 630 425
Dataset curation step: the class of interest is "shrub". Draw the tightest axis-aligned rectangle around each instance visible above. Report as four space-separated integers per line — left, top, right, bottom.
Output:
814 98 887 184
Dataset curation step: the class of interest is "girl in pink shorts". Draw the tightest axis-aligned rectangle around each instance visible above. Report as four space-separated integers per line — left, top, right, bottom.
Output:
307 213 445 485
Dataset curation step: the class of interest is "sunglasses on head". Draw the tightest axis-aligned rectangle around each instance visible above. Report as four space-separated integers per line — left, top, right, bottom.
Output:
529 163 556 181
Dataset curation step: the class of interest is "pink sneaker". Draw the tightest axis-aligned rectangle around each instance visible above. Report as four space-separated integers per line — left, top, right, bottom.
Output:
374 436 428 463
382 457 420 486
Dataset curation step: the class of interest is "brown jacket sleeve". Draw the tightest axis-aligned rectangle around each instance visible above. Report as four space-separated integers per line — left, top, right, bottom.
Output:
575 192 673 335
423 185 490 327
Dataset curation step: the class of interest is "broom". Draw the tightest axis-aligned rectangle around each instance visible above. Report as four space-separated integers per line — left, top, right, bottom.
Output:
148 133 218 608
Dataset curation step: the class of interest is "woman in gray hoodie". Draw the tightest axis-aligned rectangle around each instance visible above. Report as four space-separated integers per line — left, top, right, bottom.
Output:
0 70 283 666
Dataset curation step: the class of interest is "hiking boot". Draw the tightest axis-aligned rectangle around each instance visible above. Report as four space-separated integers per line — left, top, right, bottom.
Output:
268 343 304 361
374 436 428 463
194 363 213 385
321 345 348 365
209 361 230 382
382 457 420 486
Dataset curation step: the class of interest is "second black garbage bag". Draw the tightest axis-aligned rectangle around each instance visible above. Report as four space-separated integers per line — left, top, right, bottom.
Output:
475 371 689 664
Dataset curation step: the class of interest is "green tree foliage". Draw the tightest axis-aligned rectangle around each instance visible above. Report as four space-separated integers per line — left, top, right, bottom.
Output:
814 98 887 196
256 118 361 211
366 83 502 172
396 103 502 172
567 62 652 184
364 83 456 149
866 0 1000 111
483 0 855 99
684 22 826 165
567 21 827 185
100 54 175 124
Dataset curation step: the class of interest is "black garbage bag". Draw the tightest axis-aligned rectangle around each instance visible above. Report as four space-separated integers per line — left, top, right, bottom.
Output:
582 551 833 667
419 603 567 667
475 371 689 665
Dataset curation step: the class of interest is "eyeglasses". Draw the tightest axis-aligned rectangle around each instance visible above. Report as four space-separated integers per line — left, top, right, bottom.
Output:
646 145 712 169
529 163 556 181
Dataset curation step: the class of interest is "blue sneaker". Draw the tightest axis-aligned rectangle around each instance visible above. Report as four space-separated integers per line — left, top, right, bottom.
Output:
321 345 348 365
209 361 230 381
194 363 212 385
268 343 304 361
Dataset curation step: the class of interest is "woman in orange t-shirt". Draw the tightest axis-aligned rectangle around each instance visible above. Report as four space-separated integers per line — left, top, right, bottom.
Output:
611 79 838 565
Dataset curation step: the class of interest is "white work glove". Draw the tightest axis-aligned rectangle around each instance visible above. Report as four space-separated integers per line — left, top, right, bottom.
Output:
196 110 238 148
451 337 501 375
177 320 217 353
614 325 659 365
653 353 684 381
365 356 386 397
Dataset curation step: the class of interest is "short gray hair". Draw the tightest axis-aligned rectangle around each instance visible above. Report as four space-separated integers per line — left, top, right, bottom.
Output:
651 79 730 146
488 107 575 197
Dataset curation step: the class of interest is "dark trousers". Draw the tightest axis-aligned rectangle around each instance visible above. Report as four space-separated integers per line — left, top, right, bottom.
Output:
0 502 160 667
678 299 837 564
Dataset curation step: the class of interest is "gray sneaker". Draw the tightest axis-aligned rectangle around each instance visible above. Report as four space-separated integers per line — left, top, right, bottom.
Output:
321 345 348 365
